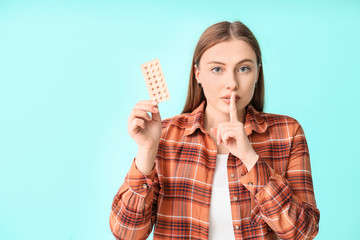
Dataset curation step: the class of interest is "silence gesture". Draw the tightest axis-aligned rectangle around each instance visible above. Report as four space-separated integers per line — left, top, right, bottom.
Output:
210 92 259 171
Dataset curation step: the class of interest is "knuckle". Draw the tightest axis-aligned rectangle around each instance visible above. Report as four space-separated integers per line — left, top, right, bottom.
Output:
128 112 136 122
131 108 139 115
147 106 154 112
137 118 144 124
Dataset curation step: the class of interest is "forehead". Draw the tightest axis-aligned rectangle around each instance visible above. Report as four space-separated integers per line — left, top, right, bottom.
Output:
201 40 256 64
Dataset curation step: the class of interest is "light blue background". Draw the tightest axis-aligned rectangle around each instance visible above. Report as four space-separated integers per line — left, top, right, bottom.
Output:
1 0 359 239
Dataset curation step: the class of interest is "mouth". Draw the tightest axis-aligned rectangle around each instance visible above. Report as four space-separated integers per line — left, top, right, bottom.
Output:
221 94 240 101
221 96 240 105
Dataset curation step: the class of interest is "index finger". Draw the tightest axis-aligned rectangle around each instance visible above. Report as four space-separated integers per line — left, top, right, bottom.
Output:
230 92 239 122
139 100 158 107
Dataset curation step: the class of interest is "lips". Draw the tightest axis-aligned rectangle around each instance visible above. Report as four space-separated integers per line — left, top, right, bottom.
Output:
221 94 240 100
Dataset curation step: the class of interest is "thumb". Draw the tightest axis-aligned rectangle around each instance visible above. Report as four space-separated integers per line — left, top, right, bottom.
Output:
151 107 162 122
210 127 217 136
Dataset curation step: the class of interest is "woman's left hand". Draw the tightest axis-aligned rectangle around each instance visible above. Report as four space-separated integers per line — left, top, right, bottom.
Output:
210 92 259 171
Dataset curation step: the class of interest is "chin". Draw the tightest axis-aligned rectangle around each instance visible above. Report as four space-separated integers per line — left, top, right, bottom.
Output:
217 102 233 114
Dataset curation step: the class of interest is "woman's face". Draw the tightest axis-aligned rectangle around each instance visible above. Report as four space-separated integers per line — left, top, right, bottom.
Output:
195 39 260 120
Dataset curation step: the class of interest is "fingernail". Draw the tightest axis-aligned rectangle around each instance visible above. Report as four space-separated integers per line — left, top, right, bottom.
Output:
153 107 158 112
152 101 157 106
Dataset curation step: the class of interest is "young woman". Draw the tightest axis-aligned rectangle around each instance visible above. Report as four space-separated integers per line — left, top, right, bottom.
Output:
109 21 320 240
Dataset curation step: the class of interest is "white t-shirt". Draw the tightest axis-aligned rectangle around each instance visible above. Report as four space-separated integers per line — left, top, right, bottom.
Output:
208 154 236 240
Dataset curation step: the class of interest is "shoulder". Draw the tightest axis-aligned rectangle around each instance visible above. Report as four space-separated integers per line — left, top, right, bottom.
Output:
158 113 195 141
261 111 299 125
258 111 304 134
161 113 191 130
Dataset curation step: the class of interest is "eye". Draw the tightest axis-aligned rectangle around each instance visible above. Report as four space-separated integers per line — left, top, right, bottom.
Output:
238 66 250 73
211 67 222 73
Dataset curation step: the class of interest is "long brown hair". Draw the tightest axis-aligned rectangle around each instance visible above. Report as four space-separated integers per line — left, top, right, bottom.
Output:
181 21 264 114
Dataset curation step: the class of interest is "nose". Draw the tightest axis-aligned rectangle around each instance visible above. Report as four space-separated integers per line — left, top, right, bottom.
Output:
226 72 239 90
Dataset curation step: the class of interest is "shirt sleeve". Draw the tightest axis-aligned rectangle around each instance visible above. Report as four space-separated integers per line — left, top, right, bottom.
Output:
109 158 159 240
240 122 320 240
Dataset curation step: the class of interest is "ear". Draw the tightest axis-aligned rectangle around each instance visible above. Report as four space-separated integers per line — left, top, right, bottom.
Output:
257 64 261 77
194 64 200 82
254 64 261 84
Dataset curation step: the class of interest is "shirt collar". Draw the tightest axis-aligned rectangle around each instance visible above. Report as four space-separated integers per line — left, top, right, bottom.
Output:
183 100 268 136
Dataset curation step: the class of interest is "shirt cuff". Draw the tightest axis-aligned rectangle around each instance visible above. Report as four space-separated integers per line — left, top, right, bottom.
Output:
240 155 293 209
126 158 157 197
240 155 274 196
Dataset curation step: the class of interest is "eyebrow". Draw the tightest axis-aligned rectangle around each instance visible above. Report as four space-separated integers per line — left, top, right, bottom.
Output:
206 59 256 65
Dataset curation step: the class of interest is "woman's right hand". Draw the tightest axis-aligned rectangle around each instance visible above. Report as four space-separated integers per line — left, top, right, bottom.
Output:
127 100 162 151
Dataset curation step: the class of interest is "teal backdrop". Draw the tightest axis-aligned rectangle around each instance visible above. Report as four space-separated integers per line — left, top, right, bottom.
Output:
1 0 359 239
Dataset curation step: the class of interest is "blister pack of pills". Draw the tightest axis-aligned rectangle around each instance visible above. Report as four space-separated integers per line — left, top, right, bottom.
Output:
141 59 170 103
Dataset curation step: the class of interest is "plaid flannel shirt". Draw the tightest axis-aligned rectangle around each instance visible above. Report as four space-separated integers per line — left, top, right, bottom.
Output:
110 100 320 239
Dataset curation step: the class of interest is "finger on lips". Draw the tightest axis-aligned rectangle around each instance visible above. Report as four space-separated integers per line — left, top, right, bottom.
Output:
210 92 240 146
230 92 239 122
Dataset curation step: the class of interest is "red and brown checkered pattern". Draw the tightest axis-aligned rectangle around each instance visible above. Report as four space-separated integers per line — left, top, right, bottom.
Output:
110 100 320 239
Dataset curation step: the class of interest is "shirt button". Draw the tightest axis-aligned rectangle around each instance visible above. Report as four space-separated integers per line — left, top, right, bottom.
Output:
233 196 238 201
248 182 253 187
235 225 239 230
230 174 235 178
142 183 148 189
